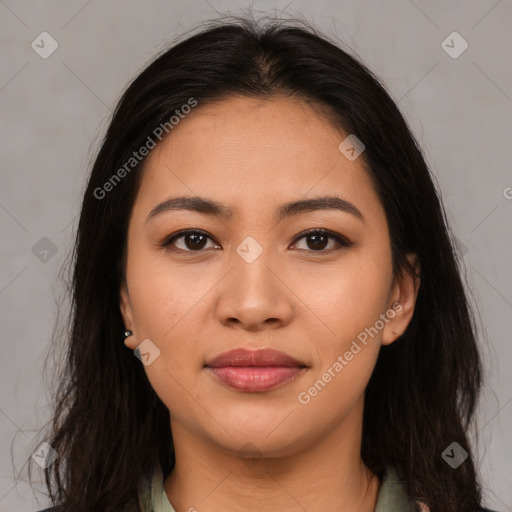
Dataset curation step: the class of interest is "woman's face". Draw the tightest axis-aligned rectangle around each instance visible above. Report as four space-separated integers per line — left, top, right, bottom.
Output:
120 95 419 458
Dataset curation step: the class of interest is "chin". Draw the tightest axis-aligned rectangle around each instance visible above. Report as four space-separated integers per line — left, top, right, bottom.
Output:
206 423 309 460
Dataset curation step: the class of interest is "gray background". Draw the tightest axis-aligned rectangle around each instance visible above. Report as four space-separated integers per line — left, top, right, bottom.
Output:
0 1 511 510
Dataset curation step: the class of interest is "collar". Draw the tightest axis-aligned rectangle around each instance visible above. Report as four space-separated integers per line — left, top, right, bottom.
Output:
138 463 423 512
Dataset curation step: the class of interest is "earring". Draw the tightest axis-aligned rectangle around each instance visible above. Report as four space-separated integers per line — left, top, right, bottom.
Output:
124 330 133 338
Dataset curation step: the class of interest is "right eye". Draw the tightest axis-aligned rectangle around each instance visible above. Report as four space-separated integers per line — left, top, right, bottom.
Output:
161 229 221 252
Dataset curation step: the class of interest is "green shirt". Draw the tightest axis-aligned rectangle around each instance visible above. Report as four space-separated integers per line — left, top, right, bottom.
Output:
137 464 425 512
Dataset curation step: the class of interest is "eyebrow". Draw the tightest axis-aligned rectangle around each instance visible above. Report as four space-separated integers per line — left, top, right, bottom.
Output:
145 195 365 224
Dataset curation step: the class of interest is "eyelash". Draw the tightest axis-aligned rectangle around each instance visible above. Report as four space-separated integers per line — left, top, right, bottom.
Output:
160 228 352 253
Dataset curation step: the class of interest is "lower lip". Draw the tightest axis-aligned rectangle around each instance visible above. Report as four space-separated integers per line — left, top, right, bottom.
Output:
207 366 305 392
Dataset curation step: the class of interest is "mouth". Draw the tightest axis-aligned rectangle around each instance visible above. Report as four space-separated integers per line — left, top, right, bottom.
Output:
204 348 308 393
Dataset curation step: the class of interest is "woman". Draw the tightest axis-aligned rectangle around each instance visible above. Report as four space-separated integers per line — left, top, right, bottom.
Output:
31 15 495 512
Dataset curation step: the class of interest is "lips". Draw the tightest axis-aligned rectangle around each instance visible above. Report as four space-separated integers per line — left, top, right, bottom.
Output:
205 348 307 393
205 348 306 368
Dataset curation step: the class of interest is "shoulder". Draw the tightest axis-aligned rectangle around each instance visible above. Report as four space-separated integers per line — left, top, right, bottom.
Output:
417 504 497 512
35 505 499 512
379 466 498 512
34 469 152 512
415 502 498 512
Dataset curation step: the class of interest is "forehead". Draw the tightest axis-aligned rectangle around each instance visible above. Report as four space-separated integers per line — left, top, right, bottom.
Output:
133 95 383 222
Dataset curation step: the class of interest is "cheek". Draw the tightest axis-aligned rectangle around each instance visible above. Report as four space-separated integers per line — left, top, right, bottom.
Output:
127 251 211 338
298 252 392 341
298 252 392 407
295 262 390 414
128 266 206 416
125 253 215 385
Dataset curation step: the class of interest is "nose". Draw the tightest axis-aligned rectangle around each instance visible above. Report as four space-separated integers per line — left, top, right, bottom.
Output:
214 246 294 331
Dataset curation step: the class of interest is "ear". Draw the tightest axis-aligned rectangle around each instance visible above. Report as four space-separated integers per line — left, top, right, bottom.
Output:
382 253 421 346
120 280 137 350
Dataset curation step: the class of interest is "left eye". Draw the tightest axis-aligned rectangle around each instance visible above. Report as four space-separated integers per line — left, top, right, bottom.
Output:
162 229 351 252
290 229 351 252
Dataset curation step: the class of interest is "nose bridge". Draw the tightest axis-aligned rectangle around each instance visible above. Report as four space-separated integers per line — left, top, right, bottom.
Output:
232 236 280 303
215 235 293 328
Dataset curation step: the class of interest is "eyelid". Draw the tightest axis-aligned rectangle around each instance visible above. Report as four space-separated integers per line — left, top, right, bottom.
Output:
161 229 219 250
161 228 352 252
290 228 353 250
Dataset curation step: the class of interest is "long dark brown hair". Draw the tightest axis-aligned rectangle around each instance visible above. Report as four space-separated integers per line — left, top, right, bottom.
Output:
27 14 486 512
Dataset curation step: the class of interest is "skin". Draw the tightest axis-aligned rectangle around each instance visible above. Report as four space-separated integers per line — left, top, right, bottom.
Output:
120 95 420 512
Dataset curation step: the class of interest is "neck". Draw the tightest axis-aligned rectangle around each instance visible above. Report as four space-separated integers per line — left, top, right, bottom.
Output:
164 401 381 512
